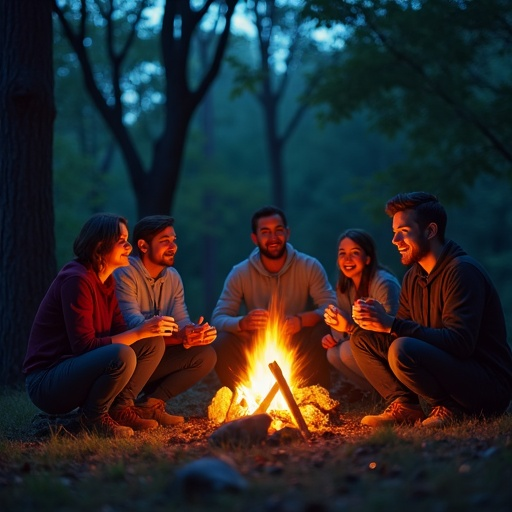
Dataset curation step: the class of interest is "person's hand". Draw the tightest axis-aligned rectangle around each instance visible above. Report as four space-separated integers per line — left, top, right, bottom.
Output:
324 304 352 333
284 315 302 336
321 333 338 349
352 298 393 333
182 317 217 349
239 309 269 331
141 315 178 337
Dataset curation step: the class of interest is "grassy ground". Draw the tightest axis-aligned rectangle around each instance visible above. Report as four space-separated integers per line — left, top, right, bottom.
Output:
1 377 512 512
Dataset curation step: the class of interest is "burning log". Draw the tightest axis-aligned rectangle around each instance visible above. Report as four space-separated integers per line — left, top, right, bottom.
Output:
253 382 279 415
225 388 241 422
268 361 311 441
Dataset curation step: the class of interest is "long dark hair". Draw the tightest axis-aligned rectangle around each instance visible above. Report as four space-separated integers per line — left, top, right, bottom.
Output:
73 213 128 274
336 229 380 297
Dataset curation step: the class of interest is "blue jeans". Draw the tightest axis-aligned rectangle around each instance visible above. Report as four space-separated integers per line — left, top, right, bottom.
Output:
350 330 510 415
25 336 165 419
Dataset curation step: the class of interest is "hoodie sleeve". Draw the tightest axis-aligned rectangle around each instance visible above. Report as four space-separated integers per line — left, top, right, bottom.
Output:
164 270 191 329
114 266 147 329
370 271 401 315
211 267 246 333
392 260 487 357
61 274 118 353
310 264 337 316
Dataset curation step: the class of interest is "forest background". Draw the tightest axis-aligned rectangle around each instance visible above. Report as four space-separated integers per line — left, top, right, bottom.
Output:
1 0 511 386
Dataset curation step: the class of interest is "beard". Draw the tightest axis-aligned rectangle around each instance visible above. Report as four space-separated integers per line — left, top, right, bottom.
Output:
399 238 430 266
258 241 286 260
150 252 175 268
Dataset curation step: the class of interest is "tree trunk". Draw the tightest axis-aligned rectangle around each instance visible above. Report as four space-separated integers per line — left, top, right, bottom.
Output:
0 0 56 385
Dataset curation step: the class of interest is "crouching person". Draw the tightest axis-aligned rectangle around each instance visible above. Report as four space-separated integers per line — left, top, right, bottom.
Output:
114 215 217 426
350 192 512 428
23 213 177 438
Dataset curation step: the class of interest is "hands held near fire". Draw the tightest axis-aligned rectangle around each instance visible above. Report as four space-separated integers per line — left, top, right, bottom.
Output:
181 316 217 349
323 304 354 334
351 298 394 333
143 315 217 348
239 308 303 336
142 315 179 337
239 309 270 331
321 333 338 349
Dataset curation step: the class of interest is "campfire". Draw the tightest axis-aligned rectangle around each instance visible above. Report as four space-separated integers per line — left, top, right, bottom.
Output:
208 309 339 437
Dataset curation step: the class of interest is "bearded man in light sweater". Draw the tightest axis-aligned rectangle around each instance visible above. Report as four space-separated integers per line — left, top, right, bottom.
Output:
115 215 217 426
212 205 336 391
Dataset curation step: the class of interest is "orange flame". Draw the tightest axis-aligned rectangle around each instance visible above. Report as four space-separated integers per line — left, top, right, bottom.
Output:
236 302 303 414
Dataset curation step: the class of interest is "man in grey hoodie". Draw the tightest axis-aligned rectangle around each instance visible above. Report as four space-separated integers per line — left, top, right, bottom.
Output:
115 215 217 426
211 205 337 391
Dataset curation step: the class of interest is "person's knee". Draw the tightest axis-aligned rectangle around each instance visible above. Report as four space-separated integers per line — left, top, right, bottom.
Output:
108 344 137 375
349 329 371 352
195 345 217 370
388 337 421 374
326 345 339 367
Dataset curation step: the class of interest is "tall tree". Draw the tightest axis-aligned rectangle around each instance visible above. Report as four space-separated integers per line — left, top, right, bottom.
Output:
53 0 239 217
0 0 56 385
230 0 319 208
305 0 512 203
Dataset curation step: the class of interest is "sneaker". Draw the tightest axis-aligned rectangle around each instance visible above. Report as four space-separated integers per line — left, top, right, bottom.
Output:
422 405 460 428
80 413 134 438
361 400 426 427
110 405 159 431
134 398 185 427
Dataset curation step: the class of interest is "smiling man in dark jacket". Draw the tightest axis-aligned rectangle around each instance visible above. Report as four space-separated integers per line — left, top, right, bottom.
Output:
350 192 512 428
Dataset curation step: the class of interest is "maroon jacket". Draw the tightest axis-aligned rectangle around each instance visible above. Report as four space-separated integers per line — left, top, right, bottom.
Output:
23 260 127 374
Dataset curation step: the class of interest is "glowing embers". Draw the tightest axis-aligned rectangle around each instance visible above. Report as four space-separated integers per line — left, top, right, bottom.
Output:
208 306 339 433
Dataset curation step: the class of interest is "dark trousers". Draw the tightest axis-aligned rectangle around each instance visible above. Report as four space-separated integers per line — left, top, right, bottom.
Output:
213 322 331 391
350 329 510 416
141 344 217 402
26 336 165 419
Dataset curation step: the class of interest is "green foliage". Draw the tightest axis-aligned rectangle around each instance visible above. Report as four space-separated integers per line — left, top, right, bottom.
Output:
305 0 512 202
50 0 512 333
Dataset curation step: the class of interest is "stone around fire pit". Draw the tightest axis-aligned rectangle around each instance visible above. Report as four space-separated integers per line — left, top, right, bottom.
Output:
208 413 272 448
207 385 340 431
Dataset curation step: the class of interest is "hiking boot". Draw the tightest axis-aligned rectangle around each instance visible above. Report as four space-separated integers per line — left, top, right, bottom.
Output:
361 401 426 428
422 405 461 428
134 398 185 427
110 405 159 431
80 413 134 438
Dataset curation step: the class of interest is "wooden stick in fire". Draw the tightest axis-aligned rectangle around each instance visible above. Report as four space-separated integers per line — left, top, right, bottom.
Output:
268 361 311 441
253 382 279 415
225 388 240 422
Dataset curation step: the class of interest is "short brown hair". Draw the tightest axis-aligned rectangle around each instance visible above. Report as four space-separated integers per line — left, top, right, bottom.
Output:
385 192 447 243
73 213 128 273
132 215 175 257
251 206 287 234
